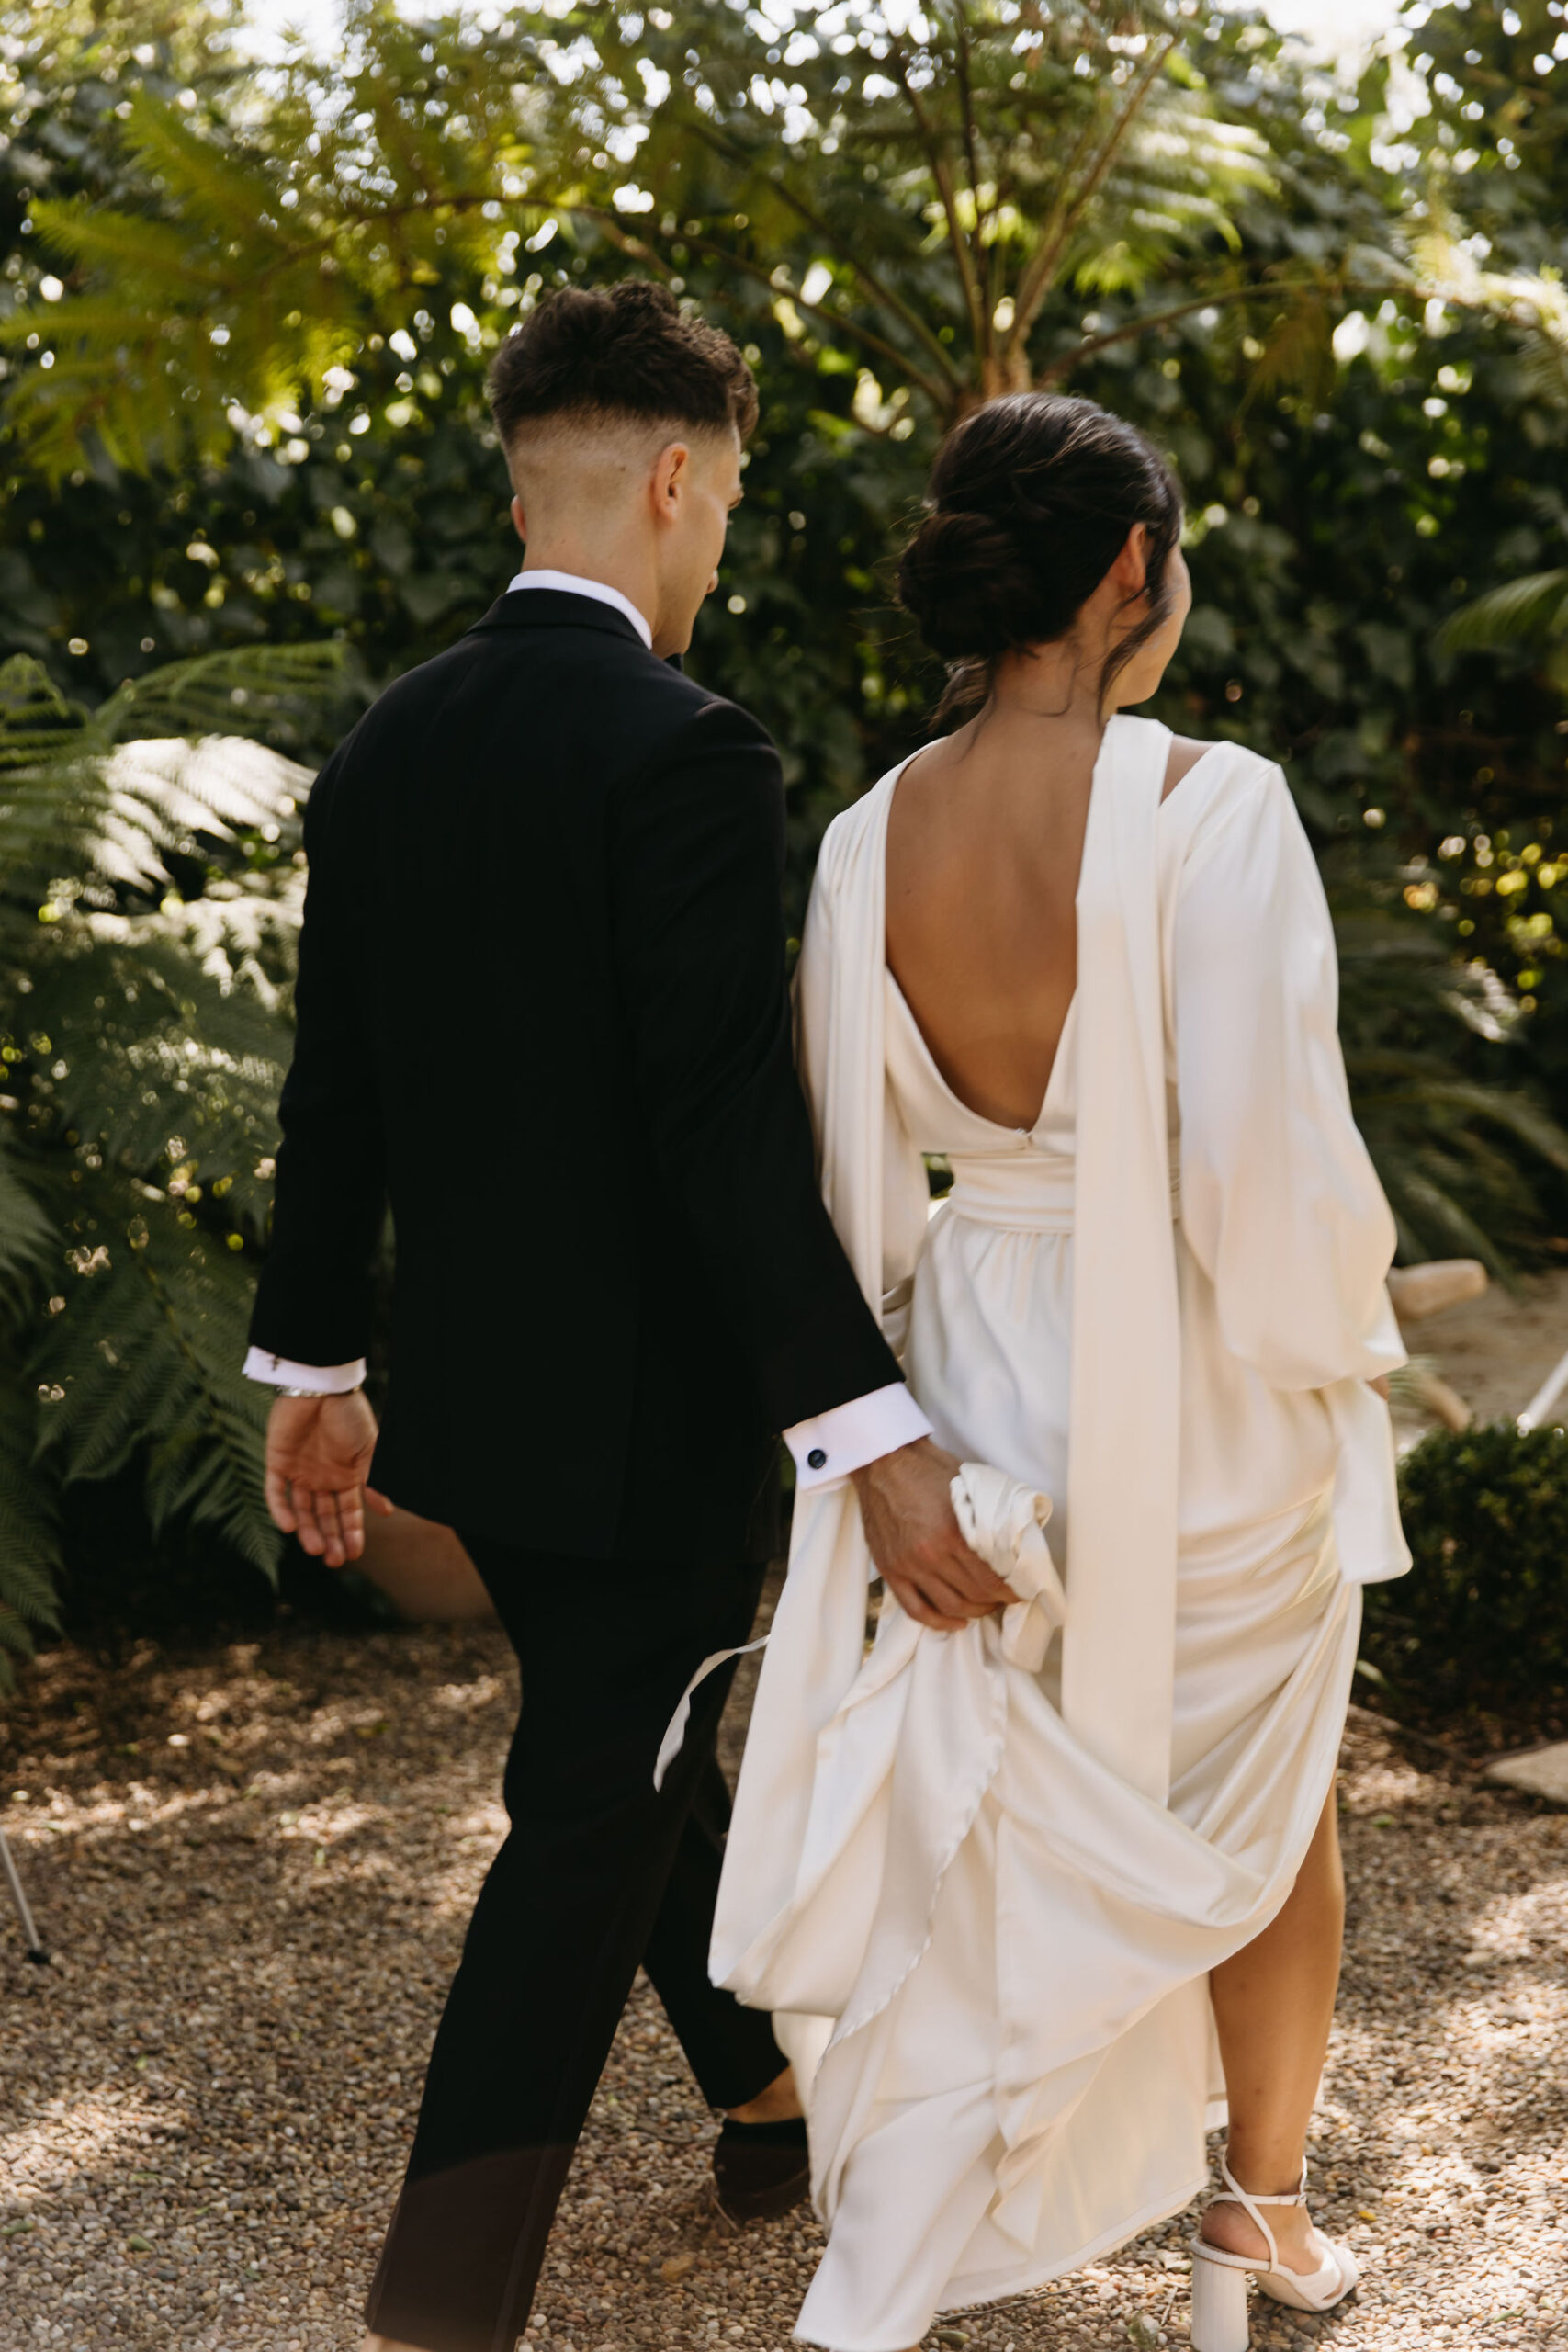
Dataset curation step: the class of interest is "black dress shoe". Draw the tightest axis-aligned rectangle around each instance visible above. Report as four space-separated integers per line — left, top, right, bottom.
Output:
712 2114 810 2222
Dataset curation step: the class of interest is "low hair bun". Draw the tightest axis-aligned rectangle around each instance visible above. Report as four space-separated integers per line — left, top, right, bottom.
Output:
897 391 1183 720
897 509 1048 662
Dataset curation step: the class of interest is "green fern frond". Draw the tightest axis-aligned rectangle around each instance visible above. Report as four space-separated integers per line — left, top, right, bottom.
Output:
0 1363 62 1694
1411 1080 1568 1176
119 92 296 247
6 375 154 485
24 193 227 292
35 933 291 1213
0 649 335 1670
1438 570 1568 656
1382 1165 1515 1280
0 294 175 349
97 642 350 749
30 1189 278 1580
104 737 313 852
0 1129 55 1295
0 649 338 935
0 654 87 770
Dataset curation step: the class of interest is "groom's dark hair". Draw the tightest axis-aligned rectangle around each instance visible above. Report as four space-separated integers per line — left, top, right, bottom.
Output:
486 279 759 449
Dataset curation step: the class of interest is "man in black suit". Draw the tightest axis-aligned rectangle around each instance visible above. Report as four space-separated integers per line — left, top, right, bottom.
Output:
246 280 1008 2352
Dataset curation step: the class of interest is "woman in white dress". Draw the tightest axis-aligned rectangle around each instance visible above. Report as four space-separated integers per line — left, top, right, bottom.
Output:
709 395 1410 2352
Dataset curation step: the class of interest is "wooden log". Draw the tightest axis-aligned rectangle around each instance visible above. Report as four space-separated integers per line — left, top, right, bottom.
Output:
1386 1259 1488 1324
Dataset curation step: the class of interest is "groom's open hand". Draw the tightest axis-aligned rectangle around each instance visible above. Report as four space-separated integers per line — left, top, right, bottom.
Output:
265 1391 393 1569
852 1438 1013 1633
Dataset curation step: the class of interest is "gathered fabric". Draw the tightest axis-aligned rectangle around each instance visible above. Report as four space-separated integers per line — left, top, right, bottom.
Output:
711 718 1409 2351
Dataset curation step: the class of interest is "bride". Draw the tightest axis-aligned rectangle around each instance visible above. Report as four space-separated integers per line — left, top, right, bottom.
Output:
709 392 1409 2352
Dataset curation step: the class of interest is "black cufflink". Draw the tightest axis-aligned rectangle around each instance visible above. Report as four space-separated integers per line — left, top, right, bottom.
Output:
807 1447 828 1471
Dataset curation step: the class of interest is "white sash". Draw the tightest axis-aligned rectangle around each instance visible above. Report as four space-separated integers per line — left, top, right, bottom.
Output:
710 715 1184 1996
1063 718 1180 1801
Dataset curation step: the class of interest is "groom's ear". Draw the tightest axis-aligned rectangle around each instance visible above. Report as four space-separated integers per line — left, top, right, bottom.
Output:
650 439 693 526
509 492 527 546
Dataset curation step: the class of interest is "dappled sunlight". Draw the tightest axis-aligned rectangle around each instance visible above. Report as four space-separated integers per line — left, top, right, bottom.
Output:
2 2095 161 2204
433 1674 507 1713
4 1636 1568 2349
1 1624 520 2349
1 5 1565 2349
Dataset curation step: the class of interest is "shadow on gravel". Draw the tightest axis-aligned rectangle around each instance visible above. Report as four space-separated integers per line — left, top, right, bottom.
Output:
3 1631 1568 2349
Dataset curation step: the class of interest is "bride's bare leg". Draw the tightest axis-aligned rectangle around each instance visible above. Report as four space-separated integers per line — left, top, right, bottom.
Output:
1205 1788 1345 2274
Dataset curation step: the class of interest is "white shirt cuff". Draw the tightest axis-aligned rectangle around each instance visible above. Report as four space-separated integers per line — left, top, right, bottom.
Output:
243 1346 367 1395
784 1382 933 1493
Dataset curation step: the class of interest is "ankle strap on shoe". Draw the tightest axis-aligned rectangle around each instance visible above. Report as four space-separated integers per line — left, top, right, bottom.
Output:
1215 2152 1308 2273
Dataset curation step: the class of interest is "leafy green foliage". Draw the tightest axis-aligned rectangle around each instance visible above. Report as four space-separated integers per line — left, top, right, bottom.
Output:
1440 570 1568 691
0 0 1302 463
1333 896 1568 1272
0 1 1563 1254
0 0 1565 1699
0 636 345 1689
1364 1421 1568 1708
591 0 1284 416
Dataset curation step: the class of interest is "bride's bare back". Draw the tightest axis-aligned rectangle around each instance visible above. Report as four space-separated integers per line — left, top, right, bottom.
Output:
886 716 1210 1130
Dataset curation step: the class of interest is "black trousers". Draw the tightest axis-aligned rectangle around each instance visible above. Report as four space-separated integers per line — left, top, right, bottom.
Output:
365 1544 784 2352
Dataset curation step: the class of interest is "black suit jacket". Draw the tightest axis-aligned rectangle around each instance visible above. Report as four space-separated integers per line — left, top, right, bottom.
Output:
248 587 902 1562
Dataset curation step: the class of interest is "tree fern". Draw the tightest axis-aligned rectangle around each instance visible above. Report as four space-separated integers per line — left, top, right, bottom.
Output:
0 0 1411 469
29 1177 276 1574
100 643 346 752
0 1393 60 1688
118 86 298 248
0 642 345 1686
0 1126 54 1283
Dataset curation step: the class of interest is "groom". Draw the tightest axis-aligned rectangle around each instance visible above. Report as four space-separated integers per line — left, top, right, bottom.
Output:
245 279 1008 2352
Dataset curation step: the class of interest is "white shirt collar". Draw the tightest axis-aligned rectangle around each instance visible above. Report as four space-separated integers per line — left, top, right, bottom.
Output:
505 567 653 650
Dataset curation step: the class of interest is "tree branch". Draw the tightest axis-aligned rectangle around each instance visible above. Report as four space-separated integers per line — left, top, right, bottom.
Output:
674 110 965 387
667 230 956 412
1035 273 1389 382
1009 30 1177 361
886 31 987 366
952 0 983 197
952 0 1005 379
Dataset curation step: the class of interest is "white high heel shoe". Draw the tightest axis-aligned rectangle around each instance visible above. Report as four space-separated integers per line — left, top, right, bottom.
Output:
1189 2151 1360 2352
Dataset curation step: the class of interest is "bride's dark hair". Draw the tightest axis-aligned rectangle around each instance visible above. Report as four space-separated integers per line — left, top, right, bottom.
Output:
897 391 1183 722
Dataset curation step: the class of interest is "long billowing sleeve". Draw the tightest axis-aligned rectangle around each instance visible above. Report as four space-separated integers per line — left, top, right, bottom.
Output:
1173 764 1404 1393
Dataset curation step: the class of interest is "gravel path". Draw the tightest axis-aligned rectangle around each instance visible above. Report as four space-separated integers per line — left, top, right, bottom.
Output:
3 1614 1567 2351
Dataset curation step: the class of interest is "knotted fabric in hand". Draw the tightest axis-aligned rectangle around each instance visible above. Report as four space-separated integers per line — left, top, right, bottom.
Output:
950 1462 1065 1675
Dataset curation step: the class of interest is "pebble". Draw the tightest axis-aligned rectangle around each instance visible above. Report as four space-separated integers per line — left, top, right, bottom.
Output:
2 1620 1566 2346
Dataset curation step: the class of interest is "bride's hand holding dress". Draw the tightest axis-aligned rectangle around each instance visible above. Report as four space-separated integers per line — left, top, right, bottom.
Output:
851 1437 1015 1632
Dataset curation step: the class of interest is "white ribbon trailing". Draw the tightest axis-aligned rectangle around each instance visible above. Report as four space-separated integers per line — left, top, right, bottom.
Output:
652 1634 772 1793
653 1464 1065 1794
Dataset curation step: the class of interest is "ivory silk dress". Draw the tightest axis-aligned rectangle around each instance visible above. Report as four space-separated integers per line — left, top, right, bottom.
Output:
708 717 1410 2352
